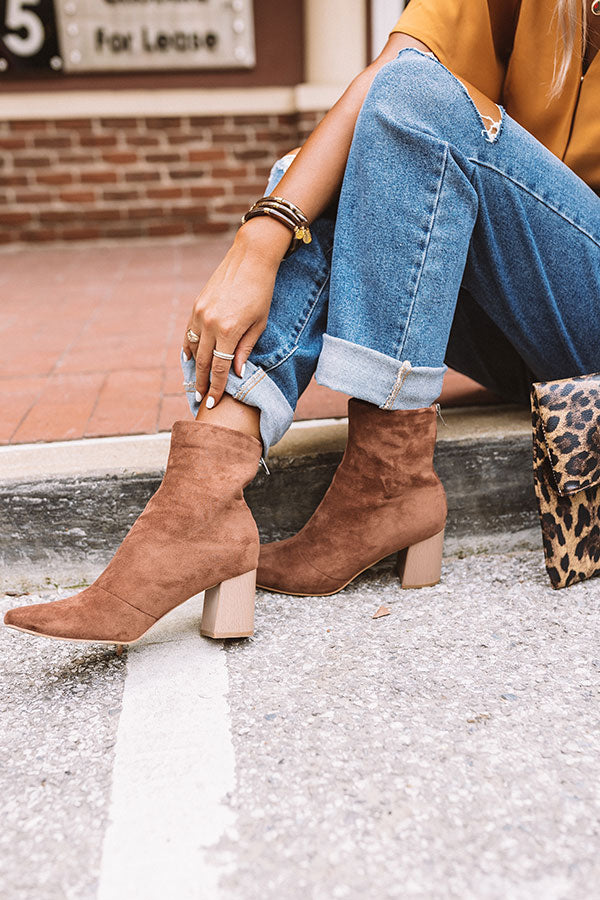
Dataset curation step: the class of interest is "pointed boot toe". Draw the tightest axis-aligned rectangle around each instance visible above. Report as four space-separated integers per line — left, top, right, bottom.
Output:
4 585 156 644
4 604 40 633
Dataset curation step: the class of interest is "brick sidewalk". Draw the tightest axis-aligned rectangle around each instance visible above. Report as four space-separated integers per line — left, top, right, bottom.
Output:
0 238 494 445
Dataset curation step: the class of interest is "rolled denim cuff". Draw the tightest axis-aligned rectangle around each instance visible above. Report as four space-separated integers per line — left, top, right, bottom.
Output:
315 334 446 410
181 350 294 455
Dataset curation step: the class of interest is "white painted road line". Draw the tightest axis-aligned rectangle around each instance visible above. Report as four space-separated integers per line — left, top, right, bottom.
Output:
97 618 236 900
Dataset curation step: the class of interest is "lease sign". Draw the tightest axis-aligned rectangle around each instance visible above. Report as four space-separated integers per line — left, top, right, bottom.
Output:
0 0 255 74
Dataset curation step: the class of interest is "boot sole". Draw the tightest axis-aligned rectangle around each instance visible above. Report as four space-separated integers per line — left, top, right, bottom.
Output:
256 571 441 598
3 623 140 651
256 559 434 598
3 622 253 646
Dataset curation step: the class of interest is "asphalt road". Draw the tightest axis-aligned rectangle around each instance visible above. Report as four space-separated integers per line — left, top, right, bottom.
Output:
2 549 600 900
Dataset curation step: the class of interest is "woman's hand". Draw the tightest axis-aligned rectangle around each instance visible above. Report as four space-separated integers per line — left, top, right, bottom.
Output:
183 218 290 407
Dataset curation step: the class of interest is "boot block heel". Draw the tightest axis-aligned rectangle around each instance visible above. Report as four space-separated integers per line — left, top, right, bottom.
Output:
397 529 444 589
201 569 256 639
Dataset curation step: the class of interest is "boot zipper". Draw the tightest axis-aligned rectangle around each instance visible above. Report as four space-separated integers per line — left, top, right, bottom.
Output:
435 403 447 426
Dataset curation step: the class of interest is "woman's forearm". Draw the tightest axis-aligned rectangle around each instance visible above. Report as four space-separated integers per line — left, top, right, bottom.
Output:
235 32 431 262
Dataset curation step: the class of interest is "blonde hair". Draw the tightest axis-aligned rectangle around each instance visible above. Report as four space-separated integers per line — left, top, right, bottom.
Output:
552 0 587 96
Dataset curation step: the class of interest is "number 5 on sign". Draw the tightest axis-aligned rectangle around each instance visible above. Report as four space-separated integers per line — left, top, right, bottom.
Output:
4 0 45 56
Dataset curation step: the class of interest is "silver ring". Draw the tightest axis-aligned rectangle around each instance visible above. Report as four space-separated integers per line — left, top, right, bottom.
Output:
186 329 200 343
213 349 235 361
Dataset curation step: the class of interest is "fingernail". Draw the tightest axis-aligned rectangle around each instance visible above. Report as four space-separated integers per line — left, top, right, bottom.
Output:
182 348 190 361
195 391 202 403
206 396 215 409
240 363 246 378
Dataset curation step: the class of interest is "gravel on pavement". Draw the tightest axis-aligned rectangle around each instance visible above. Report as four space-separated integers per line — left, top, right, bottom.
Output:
0 587 126 900
2 549 600 900
222 551 600 900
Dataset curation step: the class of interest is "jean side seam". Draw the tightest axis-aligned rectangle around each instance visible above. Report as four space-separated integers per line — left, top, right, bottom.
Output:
383 362 413 409
316 336 446 410
465 159 600 249
287 266 331 349
263 267 331 375
396 144 449 361
233 368 264 401
236 369 269 402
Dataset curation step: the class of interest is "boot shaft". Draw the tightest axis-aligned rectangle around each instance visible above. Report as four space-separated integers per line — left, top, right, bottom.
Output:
97 419 262 618
342 400 440 491
163 421 262 499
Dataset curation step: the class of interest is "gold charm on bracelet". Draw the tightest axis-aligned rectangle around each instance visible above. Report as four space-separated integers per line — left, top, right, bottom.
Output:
294 225 312 244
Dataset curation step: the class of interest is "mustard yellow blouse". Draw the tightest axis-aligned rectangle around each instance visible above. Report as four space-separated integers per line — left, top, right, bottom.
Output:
391 0 599 193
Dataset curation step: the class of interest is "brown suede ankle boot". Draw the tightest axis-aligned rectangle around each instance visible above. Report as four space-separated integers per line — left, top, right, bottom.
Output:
4 421 262 645
257 400 447 596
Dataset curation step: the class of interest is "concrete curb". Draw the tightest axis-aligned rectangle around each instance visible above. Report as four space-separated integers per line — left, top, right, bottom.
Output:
0 406 540 588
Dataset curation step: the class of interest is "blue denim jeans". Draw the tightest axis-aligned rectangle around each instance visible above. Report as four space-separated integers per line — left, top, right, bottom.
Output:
183 49 600 452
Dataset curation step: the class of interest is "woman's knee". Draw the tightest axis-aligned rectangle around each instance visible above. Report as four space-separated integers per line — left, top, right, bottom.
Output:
364 50 456 124
360 49 502 146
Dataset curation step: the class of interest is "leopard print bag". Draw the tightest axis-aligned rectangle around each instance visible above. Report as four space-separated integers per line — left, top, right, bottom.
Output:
531 373 600 589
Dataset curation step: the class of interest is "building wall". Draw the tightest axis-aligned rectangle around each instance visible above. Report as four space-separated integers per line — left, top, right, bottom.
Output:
0 0 391 245
0 110 323 243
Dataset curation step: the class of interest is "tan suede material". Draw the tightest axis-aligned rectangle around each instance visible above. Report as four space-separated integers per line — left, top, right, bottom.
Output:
4 586 156 643
4 421 262 643
257 401 447 595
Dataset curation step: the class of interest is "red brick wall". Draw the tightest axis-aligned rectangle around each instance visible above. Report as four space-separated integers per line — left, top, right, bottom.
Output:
0 111 324 244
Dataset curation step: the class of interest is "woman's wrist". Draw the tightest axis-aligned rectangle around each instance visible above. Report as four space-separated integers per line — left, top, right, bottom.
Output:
234 215 293 265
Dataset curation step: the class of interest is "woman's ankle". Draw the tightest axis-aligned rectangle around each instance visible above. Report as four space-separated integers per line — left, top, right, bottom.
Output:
195 393 261 442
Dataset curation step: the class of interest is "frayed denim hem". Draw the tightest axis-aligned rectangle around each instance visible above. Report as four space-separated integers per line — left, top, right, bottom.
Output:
181 350 294 456
315 334 446 410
